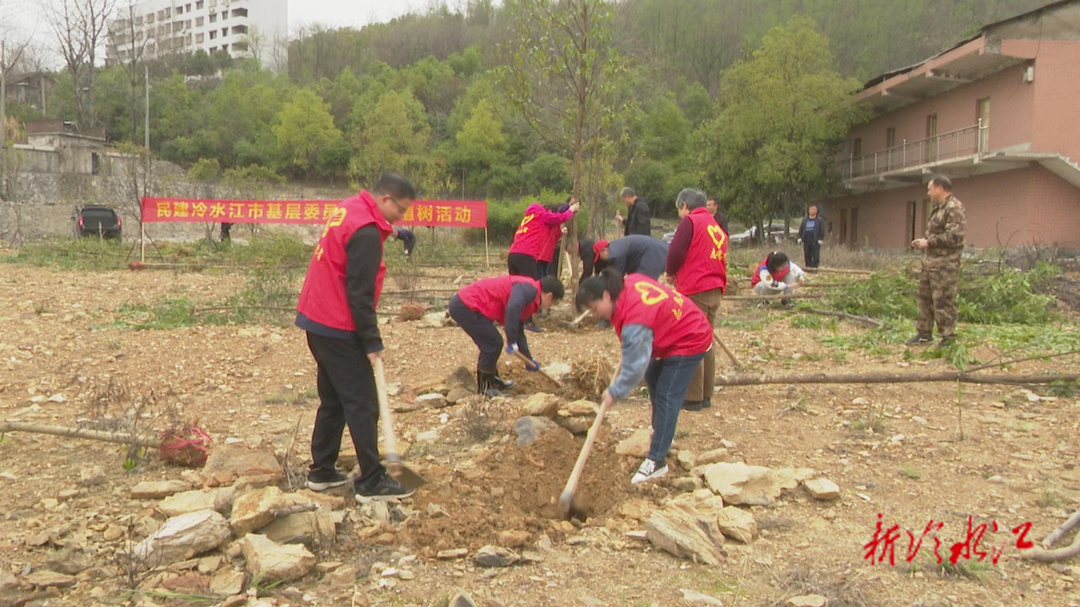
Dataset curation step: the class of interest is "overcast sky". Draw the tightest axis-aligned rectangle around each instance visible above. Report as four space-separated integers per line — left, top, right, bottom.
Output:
1 0 441 65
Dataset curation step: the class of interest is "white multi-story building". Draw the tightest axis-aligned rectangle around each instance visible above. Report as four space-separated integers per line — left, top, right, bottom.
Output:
106 0 287 66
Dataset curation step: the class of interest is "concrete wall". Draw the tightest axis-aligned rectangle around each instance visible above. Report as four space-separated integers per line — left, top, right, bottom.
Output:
1030 40 1080 163
824 165 1080 250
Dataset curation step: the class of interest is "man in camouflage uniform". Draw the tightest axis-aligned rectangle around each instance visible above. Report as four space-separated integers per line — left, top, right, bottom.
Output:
908 175 966 346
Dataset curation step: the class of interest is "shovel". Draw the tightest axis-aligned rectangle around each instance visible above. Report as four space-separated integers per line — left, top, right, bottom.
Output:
372 357 427 490
712 330 742 370
559 309 592 329
557 364 620 519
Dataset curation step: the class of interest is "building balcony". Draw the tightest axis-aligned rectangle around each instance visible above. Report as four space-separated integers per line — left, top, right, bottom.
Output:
835 122 989 191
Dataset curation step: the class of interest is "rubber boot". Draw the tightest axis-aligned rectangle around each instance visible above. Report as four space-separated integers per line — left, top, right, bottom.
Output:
476 370 504 398
491 373 514 391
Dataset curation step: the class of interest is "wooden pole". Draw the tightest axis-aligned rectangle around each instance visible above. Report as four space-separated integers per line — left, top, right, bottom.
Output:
715 371 1080 387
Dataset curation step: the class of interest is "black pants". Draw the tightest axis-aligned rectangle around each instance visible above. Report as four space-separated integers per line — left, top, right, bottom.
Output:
803 240 821 268
305 332 384 484
535 261 550 280
507 253 537 277
448 295 503 370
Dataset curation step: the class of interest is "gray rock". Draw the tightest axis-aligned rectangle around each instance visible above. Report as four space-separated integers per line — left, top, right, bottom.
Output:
449 592 478 607
446 387 474 405
78 466 106 487
133 510 232 565
680 589 725 606
554 415 592 435
787 595 827 607
261 510 336 548
513 416 562 446
422 311 451 328
473 545 518 568
416 393 449 408
645 504 725 566
445 366 478 392
703 462 813 506
44 548 94 575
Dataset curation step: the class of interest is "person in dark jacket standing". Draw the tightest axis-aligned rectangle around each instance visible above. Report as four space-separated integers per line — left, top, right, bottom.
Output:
295 172 416 502
616 187 651 237
593 235 669 279
798 205 826 268
706 197 729 236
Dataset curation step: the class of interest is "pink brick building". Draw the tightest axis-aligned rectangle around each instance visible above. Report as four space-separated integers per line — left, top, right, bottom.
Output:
819 0 1080 250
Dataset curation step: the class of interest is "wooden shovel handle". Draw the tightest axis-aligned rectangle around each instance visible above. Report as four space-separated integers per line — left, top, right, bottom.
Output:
371 357 401 464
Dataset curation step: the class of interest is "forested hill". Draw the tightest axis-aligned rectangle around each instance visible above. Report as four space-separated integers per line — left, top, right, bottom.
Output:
288 0 1049 92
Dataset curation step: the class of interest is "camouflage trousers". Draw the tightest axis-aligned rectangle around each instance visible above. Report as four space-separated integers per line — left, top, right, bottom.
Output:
916 260 960 338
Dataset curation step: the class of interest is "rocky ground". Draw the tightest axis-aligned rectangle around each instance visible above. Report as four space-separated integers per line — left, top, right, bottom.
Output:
1 258 1080 607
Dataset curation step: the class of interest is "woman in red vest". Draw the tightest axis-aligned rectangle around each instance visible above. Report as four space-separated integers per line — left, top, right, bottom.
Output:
449 275 566 397
507 198 578 332
666 188 728 411
295 172 416 502
576 269 713 484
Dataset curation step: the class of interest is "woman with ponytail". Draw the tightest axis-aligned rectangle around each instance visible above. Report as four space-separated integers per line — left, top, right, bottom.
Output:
575 269 713 484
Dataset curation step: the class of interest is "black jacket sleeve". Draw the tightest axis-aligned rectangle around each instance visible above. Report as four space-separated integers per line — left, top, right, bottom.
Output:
714 211 729 236
504 283 537 358
815 220 826 242
345 225 385 354
632 200 652 236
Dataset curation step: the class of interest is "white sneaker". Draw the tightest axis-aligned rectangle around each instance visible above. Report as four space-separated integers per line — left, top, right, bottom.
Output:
630 458 668 485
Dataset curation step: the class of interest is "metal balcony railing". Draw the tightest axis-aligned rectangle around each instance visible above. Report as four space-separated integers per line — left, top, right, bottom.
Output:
837 120 987 180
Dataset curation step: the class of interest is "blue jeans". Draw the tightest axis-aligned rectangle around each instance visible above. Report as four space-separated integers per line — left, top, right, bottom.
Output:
644 351 707 463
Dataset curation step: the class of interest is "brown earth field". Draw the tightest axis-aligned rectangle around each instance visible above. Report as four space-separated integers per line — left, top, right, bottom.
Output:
1 259 1079 607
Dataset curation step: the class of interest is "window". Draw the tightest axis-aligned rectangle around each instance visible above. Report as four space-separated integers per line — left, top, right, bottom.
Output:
210 13 217 23
926 114 938 162
176 6 183 14
221 44 229 52
852 138 862 157
186 4 192 11
906 201 917 243
850 207 859 247
209 30 217 39
839 209 849 246
196 33 204 43
196 0 204 8
209 46 216 53
232 8 247 18
222 11 228 20
196 16 204 26
885 127 897 170
222 28 228 37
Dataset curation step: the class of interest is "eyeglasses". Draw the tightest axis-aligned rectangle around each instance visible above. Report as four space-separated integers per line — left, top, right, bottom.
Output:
387 197 409 213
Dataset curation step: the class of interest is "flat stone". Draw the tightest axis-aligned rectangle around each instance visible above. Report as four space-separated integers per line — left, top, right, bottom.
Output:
133 510 232 565
295 489 346 511
672 476 703 492
554 415 592 435
231 486 316 536
446 387 474 404
416 393 449 408
716 506 758 543
131 480 192 499
0 571 17 594
677 451 697 469
562 399 598 417
513 416 566 446
44 548 94 575
201 446 283 488
498 530 531 548
473 545 518 568
445 366 478 392
103 525 126 541
615 428 652 458
703 462 812 506
437 548 468 560
422 311 451 328
197 556 222 574
695 448 730 466
23 570 76 588
541 361 573 381
803 478 841 501
323 564 358 588
645 503 724 566
162 573 210 594
788 594 827 607
415 430 440 442
240 534 315 584
680 588 725 606
159 487 237 517
78 467 107 487
209 568 245 596
261 510 336 548
522 393 561 418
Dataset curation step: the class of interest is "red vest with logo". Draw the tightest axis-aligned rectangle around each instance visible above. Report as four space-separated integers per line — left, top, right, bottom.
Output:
458 275 542 325
509 203 552 259
296 191 393 331
675 207 729 295
536 223 561 263
750 256 789 286
612 273 713 359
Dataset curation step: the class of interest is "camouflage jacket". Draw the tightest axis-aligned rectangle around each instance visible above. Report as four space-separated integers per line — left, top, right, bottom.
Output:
924 195 966 262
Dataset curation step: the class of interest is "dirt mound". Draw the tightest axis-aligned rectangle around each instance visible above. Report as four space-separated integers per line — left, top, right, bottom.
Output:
399 427 636 555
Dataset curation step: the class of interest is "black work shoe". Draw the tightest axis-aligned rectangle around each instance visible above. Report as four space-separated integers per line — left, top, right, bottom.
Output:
476 370 507 398
306 468 348 491
491 374 514 391
905 333 934 345
524 322 546 333
682 400 704 412
702 399 713 409
354 472 415 503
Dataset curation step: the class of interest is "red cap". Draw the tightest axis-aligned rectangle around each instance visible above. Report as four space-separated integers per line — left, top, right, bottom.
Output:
593 240 609 264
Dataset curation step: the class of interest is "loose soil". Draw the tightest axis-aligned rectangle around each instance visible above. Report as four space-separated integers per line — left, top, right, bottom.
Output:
1 258 1079 607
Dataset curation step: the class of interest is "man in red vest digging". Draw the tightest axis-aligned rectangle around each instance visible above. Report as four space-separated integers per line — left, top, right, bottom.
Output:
295 171 416 502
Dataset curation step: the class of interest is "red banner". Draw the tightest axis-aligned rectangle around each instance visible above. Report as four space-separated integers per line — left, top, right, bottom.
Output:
397 200 487 228
141 197 488 228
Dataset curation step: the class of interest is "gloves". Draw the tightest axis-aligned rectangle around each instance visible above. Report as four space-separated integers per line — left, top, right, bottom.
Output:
770 280 784 290
526 358 541 372
818 240 823 245
797 238 802 244
396 228 416 256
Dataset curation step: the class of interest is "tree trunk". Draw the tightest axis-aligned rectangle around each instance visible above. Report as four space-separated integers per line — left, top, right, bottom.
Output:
715 371 1080 387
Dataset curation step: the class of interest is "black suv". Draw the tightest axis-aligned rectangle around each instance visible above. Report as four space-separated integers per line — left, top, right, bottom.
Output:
73 205 123 240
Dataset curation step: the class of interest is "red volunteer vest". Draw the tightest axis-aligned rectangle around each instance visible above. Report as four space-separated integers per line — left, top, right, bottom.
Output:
674 207 728 295
612 273 713 359
296 191 393 331
508 203 553 258
536 223 561 263
458 275 542 325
